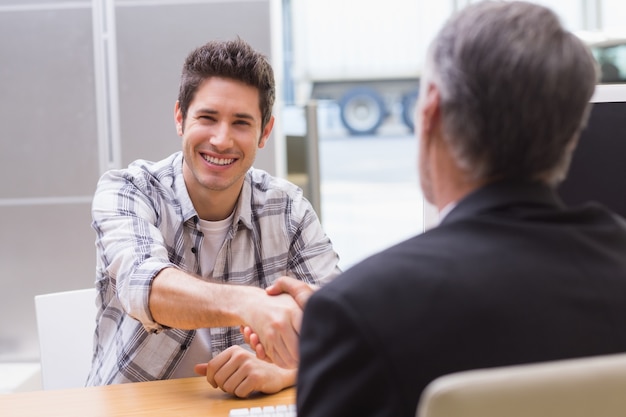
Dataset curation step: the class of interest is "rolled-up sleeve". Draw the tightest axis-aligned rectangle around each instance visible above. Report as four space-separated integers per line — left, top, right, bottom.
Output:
92 169 178 332
286 190 342 285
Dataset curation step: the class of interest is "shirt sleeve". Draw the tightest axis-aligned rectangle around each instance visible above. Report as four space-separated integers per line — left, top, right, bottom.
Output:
286 193 342 286
91 168 178 333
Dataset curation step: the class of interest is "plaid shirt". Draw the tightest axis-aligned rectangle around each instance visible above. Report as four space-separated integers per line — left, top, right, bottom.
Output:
86 152 341 385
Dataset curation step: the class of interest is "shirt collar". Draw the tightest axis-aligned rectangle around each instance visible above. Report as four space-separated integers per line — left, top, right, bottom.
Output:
438 201 457 223
171 152 198 223
233 172 254 231
173 152 254 230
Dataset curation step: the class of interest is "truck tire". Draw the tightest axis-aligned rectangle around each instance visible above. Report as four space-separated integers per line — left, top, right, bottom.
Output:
339 87 386 135
401 89 419 132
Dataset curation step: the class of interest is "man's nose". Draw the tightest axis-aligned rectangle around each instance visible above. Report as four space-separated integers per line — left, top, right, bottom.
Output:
209 122 233 149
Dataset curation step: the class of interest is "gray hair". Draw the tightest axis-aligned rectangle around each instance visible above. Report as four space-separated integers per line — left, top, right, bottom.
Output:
426 1 598 185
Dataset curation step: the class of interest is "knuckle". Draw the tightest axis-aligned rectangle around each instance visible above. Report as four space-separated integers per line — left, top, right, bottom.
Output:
231 346 247 360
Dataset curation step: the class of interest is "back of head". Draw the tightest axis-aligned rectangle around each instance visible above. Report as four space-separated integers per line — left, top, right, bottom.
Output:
177 37 275 130
428 1 598 185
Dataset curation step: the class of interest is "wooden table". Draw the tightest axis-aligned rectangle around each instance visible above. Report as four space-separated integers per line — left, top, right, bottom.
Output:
0 377 295 416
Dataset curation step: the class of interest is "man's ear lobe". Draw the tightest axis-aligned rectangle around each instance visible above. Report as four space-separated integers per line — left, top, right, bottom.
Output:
420 83 441 135
258 116 275 148
174 101 183 136
416 83 441 153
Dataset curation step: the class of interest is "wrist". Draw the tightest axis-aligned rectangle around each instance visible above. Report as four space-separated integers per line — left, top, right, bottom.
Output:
271 366 297 391
228 285 265 325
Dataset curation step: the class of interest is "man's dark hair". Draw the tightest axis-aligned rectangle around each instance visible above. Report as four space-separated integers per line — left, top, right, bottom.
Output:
178 37 275 132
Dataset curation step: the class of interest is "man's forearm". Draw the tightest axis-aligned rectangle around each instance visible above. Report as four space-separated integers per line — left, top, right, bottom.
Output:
149 267 264 329
150 268 302 367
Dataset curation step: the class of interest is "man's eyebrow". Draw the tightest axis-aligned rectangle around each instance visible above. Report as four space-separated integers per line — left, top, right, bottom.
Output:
196 108 218 114
196 108 255 120
233 112 255 120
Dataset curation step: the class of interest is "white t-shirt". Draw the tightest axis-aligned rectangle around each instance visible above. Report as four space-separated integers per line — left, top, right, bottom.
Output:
170 214 233 378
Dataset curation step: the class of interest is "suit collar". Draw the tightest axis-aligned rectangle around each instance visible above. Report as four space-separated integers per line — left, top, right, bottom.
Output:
441 181 564 225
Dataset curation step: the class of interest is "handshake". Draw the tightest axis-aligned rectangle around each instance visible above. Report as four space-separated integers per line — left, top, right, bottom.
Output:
241 276 317 369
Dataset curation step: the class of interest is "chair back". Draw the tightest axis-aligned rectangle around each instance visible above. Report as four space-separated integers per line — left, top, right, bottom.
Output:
417 353 626 417
34 288 97 390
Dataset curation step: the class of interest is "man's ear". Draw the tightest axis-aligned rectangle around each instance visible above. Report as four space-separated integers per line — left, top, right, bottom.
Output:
418 83 442 148
258 115 275 148
174 101 184 136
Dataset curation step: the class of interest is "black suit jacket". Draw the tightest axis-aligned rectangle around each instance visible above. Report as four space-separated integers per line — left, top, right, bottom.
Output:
297 181 626 417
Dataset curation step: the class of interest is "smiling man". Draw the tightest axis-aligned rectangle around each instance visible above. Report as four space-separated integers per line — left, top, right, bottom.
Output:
86 38 341 397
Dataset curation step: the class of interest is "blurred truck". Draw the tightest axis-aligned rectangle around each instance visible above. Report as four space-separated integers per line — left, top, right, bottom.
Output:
577 31 626 83
286 0 452 135
285 2 626 136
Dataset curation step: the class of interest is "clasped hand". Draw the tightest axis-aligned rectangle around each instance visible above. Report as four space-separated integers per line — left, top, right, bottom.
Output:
241 276 316 368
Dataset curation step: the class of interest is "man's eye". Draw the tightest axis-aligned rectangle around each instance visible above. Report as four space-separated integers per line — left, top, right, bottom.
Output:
234 120 250 126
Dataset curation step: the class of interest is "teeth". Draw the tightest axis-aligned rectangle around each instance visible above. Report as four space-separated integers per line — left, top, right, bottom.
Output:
203 155 234 166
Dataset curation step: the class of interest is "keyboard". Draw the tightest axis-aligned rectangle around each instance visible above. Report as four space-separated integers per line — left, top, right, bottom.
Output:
228 404 296 416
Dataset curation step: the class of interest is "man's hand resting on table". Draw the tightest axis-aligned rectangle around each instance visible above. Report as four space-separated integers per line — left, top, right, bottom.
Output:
194 345 296 398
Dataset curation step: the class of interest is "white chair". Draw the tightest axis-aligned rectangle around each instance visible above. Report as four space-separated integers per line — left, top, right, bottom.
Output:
417 353 626 417
34 288 97 390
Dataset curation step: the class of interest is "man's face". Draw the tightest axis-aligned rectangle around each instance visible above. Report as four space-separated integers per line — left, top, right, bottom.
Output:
175 76 273 204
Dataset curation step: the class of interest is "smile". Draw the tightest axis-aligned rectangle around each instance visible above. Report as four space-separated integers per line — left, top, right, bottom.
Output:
202 154 235 166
